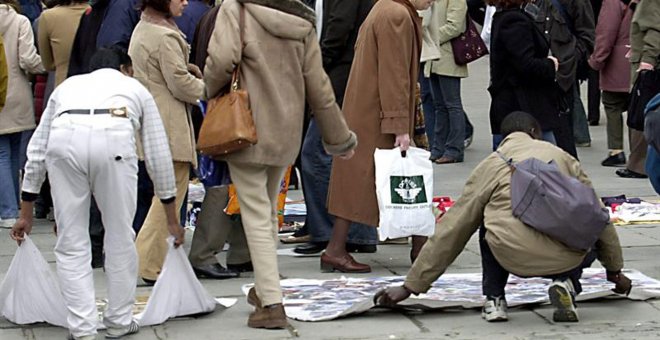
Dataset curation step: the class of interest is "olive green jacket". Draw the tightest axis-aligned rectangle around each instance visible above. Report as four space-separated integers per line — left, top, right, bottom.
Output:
405 132 624 293
630 0 660 83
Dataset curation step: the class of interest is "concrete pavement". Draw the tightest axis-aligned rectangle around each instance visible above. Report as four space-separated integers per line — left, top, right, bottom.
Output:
1 57 660 339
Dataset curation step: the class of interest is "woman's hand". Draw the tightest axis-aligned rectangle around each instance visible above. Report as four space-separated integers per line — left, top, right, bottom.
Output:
637 62 654 72
395 134 411 152
188 64 203 79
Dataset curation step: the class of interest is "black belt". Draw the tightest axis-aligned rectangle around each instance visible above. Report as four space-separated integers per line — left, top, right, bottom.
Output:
58 108 128 118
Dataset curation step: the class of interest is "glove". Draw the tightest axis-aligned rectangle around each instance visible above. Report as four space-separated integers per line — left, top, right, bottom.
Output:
606 270 632 296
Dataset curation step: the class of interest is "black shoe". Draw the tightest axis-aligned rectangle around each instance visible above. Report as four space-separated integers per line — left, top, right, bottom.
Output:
601 152 626 167
294 241 328 254
346 243 377 253
227 261 253 272
616 168 648 179
192 263 240 279
142 277 156 286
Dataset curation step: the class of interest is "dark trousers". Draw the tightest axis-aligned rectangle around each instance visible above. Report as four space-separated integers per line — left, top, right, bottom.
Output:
587 69 601 123
133 161 154 233
553 87 578 159
479 226 596 297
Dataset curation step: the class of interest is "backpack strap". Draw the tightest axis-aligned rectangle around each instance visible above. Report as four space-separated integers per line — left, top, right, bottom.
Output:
496 151 516 171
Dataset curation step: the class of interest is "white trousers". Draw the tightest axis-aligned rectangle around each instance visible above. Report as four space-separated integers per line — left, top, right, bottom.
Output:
46 115 138 337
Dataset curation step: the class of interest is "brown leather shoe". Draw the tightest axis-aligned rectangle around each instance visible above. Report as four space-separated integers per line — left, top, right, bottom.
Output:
247 303 288 329
247 287 261 308
320 252 371 273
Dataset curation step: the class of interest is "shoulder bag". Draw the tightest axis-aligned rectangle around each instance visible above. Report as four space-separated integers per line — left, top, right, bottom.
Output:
197 4 257 157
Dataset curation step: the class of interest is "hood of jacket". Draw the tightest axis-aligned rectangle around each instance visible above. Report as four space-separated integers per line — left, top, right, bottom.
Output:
238 0 315 40
0 5 19 34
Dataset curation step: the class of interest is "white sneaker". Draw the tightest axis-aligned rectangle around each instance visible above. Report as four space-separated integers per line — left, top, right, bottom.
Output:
105 320 139 339
481 296 508 322
548 279 579 322
0 218 16 229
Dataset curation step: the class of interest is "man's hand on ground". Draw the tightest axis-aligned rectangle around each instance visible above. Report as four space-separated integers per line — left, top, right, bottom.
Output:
607 271 632 296
374 286 412 307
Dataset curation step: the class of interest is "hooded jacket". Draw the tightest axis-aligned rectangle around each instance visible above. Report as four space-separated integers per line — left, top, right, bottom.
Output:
0 4 45 135
204 0 356 167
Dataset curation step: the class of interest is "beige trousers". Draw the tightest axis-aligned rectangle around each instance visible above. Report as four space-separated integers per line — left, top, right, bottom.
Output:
188 185 250 267
136 161 190 280
227 161 287 306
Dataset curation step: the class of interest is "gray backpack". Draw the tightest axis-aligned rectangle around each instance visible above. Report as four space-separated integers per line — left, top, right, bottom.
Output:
497 152 610 251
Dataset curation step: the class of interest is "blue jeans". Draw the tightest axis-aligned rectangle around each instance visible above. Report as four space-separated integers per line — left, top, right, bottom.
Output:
429 74 466 160
646 146 660 195
492 131 557 151
0 133 22 219
419 67 435 147
300 119 377 245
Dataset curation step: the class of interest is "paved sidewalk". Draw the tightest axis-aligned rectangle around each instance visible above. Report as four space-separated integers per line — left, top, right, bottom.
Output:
2 58 660 339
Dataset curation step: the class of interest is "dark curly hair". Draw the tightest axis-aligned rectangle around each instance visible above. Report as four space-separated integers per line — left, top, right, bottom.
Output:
139 0 172 16
485 0 530 8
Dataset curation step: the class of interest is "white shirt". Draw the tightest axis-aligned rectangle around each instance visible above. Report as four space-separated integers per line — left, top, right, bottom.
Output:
23 68 177 200
315 0 324 40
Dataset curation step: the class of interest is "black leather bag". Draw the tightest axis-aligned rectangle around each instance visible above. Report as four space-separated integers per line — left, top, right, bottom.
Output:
627 69 660 131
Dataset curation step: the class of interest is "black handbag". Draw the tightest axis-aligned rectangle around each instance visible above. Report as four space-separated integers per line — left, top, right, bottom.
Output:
627 69 660 131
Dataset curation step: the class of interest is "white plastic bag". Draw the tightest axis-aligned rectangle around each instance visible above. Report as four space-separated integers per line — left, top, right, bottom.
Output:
0 235 68 327
374 147 435 241
136 237 216 326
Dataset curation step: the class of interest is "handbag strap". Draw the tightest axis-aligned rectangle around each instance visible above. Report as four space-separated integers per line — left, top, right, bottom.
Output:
231 4 247 91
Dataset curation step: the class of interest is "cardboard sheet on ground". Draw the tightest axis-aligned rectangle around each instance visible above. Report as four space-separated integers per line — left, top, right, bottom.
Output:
242 269 660 322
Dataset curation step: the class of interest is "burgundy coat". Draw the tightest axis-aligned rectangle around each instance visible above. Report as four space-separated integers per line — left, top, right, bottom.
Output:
588 0 634 93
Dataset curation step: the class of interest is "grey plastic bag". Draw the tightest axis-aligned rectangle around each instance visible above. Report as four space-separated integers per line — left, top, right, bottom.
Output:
498 152 610 251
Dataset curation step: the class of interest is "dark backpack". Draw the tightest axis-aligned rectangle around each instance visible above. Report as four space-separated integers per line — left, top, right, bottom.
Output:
497 152 610 251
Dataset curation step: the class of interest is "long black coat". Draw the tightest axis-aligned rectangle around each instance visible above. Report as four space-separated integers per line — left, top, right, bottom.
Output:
317 0 372 105
488 8 559 135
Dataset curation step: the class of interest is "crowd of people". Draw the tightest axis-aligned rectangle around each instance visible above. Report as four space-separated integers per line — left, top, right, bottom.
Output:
0 0 659 339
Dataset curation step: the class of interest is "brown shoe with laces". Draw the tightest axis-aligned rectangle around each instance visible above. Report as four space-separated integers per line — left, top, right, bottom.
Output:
247 303 288 329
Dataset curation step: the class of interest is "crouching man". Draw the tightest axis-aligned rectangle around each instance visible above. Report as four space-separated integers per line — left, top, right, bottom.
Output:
11 47 184 340
376 111 632 323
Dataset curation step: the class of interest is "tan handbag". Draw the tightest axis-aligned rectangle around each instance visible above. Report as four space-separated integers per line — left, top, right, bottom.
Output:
197 5 257 157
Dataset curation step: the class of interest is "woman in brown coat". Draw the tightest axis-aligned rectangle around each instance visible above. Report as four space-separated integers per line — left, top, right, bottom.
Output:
324 0 432 273
129 0 205 283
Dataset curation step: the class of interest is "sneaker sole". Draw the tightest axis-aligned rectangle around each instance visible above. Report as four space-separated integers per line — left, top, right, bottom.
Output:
481 311 508 322
548 285 578 322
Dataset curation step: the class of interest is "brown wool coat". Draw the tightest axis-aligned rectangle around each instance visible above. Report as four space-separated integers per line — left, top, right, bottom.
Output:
37 3 88 87
204 0 357 167
129 11 205 166
327 0 421 227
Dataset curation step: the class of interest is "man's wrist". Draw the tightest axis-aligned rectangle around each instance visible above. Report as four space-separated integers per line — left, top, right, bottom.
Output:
402 284 417 296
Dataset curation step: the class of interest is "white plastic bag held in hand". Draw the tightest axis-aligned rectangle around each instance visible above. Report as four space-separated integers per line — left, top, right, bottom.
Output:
136 237 217 326
375 147 435 241
0 235 68 327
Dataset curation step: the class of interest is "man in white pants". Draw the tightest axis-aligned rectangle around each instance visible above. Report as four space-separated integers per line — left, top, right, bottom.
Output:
11 47 184 340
